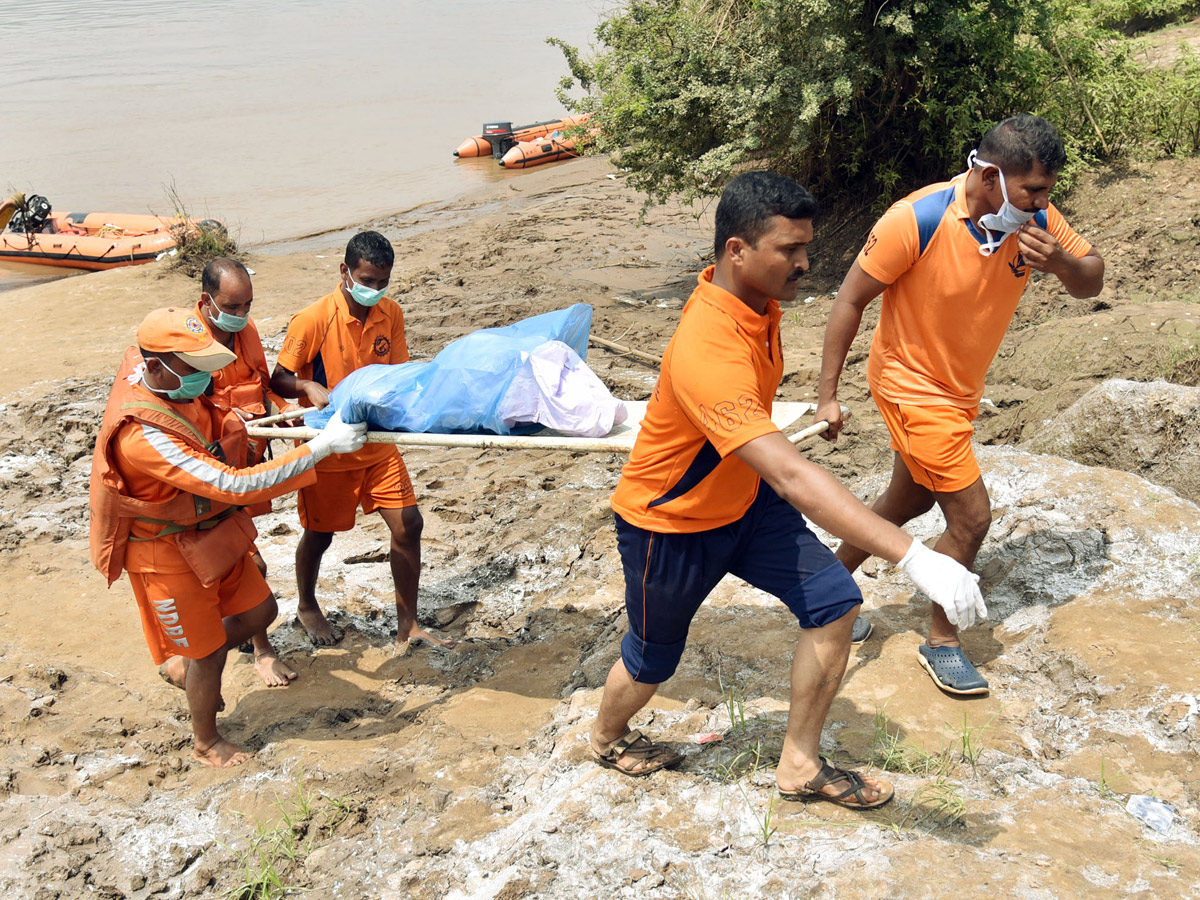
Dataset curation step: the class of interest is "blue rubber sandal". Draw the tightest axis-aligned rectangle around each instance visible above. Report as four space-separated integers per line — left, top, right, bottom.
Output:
917 644 989 695
850 616 873 644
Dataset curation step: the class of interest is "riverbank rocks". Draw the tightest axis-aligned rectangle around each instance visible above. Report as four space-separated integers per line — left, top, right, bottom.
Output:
1028 378 1200 503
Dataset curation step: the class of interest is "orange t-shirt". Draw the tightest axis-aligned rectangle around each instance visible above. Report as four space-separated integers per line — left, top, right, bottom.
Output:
859 173 1091 408
275 286 410 471
112 382 319 574
611 267 783 533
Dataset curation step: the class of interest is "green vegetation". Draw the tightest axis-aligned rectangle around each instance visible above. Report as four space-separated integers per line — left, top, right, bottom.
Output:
868 704 953 776
1159 340 1200 385
717 662 749 736
946 710 996 771
552 0 1200 207
224 771 361 900
745 788 779 851
1091 0 1200 31
1097 755 1131 800
163 180 241 278
890 775 968 829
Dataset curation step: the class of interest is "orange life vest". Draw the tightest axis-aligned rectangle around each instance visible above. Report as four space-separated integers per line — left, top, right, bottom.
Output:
88 346 252 587
206 314 273 420
202 313 275 512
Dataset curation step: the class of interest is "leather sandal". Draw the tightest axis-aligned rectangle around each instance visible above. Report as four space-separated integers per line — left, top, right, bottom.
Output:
591 729 683 777
779 757 894 809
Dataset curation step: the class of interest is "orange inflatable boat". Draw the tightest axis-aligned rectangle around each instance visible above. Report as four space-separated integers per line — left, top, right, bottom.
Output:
453 114 591 159
0 196 223 271
499 131 584 169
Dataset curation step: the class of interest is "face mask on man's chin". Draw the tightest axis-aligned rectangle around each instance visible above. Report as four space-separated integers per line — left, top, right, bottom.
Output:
968 150 1035 256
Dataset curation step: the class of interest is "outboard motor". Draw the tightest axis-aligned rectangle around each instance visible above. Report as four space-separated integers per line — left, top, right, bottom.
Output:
482 121 516 159
10 194 52 233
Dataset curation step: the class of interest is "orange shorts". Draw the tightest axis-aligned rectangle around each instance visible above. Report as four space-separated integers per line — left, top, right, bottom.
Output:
298 450 417 533
875 398 981 493
128 553 270 665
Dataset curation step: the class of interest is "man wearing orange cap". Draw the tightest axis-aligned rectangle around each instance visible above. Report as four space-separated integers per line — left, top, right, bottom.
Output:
196 257 298 687
89 307 367 768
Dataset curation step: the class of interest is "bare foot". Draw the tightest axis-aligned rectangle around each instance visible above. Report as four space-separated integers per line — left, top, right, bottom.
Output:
159 657 225 711
253 652 297 687
296 606 343 646
404 622 457 650
193 737 251 768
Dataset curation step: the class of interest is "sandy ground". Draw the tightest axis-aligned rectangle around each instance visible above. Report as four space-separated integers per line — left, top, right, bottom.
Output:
2 152 1200 899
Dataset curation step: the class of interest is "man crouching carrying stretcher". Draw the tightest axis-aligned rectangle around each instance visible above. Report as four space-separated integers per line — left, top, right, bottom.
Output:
589 173 985 809
89 307 367 767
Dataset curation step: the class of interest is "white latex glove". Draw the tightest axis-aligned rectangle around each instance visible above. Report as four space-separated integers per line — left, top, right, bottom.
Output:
306 410 367 459
897 540 987 629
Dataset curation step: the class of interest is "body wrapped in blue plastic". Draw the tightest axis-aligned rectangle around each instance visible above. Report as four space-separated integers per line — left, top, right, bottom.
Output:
304 304 593 435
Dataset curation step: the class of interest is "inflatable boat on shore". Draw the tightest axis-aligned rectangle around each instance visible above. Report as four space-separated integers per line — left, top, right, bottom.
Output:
499 130 582 169
453 114 591 159
0 195 222 271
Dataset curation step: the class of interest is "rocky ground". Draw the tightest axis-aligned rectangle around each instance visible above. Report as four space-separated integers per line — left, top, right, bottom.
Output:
1 146 1200 900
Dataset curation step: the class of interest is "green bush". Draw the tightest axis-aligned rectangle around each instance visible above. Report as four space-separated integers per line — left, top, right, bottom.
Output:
1089 0 1200 32
1151 47 1200 156
553 0 1200 206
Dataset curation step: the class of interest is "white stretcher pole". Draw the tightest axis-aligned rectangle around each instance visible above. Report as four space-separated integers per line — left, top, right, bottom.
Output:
243 420 831 453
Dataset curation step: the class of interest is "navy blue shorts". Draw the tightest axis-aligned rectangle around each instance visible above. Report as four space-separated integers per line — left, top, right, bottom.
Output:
616 481 862 684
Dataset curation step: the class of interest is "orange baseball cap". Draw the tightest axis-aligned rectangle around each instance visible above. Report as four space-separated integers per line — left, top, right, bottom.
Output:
136 307 236 372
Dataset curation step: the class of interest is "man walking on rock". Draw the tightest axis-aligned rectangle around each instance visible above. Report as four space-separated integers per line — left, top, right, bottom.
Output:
814 115 1104 695
589 172 985 809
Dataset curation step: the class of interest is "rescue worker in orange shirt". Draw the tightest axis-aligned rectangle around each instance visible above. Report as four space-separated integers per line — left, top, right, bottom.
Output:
589 173 984 810
89 307 367 767
815 115 1105 696
270 231 449 651
197 257 299 687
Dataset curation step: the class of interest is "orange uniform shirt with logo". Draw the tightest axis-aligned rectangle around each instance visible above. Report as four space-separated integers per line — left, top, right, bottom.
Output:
112 381 319 574
611 267 783 533
859 172 1092 409
275 287 410 471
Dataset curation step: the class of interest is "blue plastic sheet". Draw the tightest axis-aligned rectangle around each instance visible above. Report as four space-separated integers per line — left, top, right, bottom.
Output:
304 303 593 435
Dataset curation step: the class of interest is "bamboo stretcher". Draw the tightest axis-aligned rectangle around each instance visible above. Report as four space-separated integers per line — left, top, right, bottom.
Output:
244 401 838 453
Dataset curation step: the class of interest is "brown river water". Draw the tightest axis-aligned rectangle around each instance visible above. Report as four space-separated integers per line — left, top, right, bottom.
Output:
0 0 607 291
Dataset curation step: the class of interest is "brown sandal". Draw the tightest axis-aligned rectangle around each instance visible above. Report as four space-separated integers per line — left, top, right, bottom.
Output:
591 729 683 777
779 757 894 809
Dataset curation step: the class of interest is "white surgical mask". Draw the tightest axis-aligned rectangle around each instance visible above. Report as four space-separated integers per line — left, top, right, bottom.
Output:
344 274 387 307
142 358 212 400
968 150 1035 256
204 296 249 333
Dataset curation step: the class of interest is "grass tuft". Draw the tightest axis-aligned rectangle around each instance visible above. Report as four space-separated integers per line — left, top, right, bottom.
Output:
222 769 359 900
716 662 749 737
162 179 241 278
1159 341 1200 385
1098 755 1131 800
867 705 953 777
